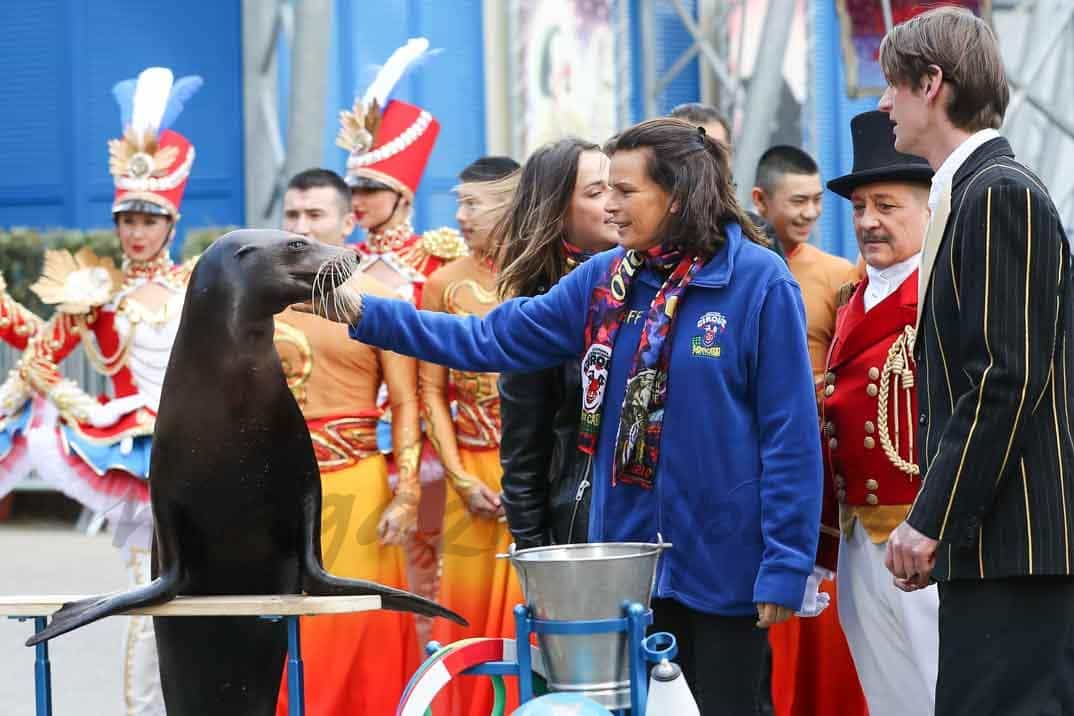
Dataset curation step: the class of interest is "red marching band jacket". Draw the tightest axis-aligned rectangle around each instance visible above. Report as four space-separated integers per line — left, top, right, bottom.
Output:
817 271 921 570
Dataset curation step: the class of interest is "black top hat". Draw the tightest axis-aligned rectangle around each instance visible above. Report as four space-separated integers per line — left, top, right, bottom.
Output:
827 111 933 199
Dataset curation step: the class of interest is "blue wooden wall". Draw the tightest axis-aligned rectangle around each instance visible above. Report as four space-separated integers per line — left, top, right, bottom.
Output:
0 0 246 252
320 0 487 236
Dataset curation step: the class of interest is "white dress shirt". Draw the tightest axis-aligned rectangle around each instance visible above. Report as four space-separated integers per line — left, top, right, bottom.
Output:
865 252 921 312
929 128 1001 211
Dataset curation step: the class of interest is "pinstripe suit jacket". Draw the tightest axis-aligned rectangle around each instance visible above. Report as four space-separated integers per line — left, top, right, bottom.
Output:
908 137 1074 580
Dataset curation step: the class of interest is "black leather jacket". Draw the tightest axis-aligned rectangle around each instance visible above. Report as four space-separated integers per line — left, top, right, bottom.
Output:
498 356 591 549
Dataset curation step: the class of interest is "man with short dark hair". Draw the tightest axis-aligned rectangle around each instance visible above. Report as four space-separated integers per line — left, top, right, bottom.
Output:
669 102 731 147
879 7 1074 715
274 168 423 714
756 145 865 716
753 146 858 387
282 168 355 246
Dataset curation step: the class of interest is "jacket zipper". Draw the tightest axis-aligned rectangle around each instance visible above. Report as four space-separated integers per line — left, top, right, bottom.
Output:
567 454 593 543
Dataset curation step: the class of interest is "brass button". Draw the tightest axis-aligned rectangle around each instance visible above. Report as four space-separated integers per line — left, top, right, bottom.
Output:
867 384 878 397
868 367 880 380
866 494 879 506
835 474 846 488
865 478 879 490
864 420 875 434
837 489 847 502
825 372 836 385
824 385 835 397
829 438 838 450
864 436 876 449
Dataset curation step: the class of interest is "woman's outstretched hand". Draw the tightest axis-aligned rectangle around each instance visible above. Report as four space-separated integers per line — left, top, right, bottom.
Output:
291 275 365 325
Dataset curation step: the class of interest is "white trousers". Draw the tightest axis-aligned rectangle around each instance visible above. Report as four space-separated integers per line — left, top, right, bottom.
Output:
123 547 165 716
837 523 939 716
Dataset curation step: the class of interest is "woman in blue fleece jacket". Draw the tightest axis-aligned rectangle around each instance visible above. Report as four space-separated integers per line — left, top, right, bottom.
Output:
302 119 822 714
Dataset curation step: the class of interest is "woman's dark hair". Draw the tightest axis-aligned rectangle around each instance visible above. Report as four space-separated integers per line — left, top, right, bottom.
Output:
460 156 520 183
603 118 765 255
495 137 602 299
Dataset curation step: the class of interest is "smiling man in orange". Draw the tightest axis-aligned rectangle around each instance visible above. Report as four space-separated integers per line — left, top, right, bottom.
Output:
754 145 865 716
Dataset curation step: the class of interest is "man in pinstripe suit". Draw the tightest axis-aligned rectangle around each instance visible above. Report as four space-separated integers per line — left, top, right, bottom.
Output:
878 7 1074 715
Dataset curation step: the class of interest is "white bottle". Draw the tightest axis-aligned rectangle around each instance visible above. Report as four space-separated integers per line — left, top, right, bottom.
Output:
645 659 700 716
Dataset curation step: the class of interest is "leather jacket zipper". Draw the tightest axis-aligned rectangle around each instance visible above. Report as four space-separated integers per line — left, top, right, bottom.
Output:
567 454 593 543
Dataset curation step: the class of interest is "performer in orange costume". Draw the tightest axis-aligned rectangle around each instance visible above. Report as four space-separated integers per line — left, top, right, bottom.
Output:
274 168 422 716
336 37 467 648
421 157 523 716
751 146 867 716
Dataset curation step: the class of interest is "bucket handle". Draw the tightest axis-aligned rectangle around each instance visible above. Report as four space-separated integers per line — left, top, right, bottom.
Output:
497 539 672 559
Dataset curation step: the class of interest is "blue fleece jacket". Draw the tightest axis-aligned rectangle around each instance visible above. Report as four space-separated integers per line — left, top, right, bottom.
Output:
350 224 822 615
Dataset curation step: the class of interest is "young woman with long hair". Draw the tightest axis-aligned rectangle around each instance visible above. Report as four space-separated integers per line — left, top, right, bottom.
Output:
301 119 823 716
494 138 619 550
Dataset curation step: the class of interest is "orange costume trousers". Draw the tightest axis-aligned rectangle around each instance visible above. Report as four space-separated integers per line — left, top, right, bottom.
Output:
431 446 525 716
768 579 868 716
277 454 421 716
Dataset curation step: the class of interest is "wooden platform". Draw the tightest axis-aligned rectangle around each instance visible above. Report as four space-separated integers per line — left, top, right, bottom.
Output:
0 594 381 618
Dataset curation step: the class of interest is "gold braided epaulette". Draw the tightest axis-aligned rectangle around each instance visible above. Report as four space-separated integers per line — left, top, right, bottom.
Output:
836 281 859 308
421 227 469 261
877 325 919 477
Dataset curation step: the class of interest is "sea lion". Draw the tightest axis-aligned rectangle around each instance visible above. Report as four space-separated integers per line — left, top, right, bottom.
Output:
26 230 464 714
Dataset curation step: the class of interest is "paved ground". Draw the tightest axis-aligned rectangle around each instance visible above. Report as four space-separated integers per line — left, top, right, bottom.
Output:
0 519 126 716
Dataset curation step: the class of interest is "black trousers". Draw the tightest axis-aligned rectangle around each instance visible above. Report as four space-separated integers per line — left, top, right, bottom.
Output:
650 598 768 716
936 577 1074 716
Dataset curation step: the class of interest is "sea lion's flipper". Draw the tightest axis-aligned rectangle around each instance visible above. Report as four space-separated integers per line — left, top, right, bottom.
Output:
26 571 179 646
302 564 468 625
297 482 468 625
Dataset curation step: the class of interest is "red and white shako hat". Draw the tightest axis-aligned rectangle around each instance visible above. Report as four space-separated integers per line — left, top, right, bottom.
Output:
337 38 440 200
108 67 203 219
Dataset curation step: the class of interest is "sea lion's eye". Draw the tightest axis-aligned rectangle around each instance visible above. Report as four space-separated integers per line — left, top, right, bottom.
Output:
288 239 308 250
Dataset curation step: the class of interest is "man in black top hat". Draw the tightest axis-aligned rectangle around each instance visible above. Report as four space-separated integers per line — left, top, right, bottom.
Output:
815 110 937 716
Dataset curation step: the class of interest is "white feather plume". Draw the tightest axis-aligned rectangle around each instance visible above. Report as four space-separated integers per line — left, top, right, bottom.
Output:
362 38 431 108
130 67 174 145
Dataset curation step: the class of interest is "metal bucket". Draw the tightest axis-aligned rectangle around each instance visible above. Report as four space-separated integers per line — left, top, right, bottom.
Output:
506 541 670 709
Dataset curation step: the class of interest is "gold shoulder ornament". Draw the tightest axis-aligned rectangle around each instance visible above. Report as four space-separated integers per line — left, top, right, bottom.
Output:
836 280 859 308
421 227 469 261
30 247 124 315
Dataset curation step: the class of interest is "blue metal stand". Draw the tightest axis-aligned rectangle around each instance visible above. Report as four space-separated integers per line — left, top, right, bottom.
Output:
15 613 307 716
285 615 305 716
459 602 676 715
8 616 53 716
33 617 52 716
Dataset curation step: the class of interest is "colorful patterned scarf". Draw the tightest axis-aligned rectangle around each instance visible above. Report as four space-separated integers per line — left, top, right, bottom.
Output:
562 239 596 271
578 245 704 489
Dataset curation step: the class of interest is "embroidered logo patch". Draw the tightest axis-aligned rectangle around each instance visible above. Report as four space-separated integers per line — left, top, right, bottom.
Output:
581 344 612 412
692 311 726 358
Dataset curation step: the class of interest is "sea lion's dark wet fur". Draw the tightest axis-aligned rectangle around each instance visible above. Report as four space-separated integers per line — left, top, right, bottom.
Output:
26 230 464 714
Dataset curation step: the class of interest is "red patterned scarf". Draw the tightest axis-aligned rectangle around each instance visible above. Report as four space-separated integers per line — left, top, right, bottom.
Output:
578 245 704 488
562 239 596 271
